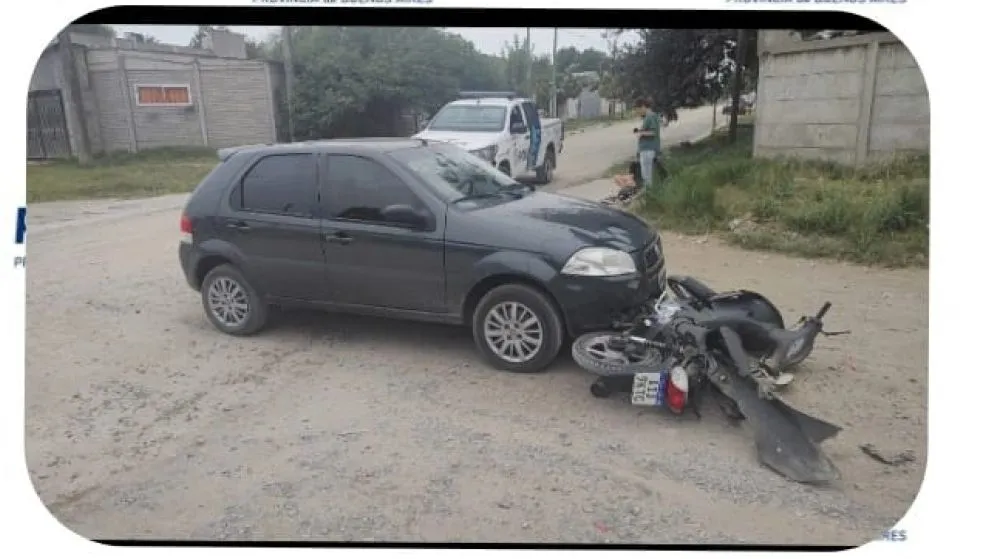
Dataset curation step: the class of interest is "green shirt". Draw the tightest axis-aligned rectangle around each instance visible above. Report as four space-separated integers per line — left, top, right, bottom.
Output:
638 111 661 153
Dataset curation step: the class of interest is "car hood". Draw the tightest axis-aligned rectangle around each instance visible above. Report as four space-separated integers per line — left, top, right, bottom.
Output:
449 191 658 258
412 130 502 152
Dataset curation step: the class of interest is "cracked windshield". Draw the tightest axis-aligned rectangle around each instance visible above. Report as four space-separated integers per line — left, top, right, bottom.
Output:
392 144 530 202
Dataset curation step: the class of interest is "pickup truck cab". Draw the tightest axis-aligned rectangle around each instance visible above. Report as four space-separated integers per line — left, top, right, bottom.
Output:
413 92 564 184
179 139 664 374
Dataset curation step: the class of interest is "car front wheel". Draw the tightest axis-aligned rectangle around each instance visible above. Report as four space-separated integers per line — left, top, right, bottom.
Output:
200 264 269 336
472 284 564 373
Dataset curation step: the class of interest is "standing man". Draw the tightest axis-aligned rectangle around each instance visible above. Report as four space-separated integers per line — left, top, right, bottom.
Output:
633 98 662 187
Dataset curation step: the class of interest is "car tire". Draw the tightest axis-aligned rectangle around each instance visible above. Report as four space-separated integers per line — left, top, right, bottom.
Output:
200 264 269 336
536 148 555 184
472 283 564 373
498 161 512 177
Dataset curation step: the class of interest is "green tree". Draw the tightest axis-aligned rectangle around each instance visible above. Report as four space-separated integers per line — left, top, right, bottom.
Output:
616 29 758 121
189 25 226 48
123 32 158 45
501 34 533 93
576 48 607 73
282 27 505 139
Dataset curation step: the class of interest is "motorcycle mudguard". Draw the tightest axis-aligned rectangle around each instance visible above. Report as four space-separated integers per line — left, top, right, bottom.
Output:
714 327 841 484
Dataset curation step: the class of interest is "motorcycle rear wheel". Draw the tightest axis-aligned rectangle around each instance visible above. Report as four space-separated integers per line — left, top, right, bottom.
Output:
571 332 665 375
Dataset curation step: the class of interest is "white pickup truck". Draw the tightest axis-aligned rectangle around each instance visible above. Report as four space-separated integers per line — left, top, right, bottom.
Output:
413 92 565 184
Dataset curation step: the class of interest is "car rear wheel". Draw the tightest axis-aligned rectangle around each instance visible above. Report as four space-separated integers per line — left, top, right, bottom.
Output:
472 284 564 373
536 148 555 184
201 264 269 336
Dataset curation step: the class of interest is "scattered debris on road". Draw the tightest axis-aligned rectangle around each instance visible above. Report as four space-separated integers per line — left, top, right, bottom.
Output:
859 444 917 466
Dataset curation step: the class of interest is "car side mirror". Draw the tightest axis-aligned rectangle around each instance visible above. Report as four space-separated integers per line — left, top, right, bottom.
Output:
382 204 431 230
510 122 528 135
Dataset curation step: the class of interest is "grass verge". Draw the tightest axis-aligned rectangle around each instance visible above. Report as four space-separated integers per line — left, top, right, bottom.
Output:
634 123 929 268
26 147 219 203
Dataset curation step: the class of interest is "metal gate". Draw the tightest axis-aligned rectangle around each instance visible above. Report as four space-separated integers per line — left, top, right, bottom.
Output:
27 89 71 159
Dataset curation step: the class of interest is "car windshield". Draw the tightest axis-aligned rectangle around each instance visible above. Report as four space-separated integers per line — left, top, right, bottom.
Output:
426 105 507 133
390 144 530 203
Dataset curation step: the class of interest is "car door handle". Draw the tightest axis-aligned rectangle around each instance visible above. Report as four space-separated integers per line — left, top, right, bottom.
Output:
324 231 353 245
225 220 251 232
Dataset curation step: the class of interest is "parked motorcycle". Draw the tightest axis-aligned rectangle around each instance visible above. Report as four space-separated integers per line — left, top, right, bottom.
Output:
571 276 846 484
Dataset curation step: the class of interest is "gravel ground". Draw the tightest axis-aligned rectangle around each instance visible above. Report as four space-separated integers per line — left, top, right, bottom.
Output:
25 112 926 545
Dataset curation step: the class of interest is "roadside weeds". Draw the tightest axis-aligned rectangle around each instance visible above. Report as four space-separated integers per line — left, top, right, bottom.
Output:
630 124 929 268
26 147 218 203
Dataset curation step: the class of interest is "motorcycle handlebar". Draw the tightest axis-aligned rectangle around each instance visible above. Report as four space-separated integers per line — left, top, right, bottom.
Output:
815 302 832 320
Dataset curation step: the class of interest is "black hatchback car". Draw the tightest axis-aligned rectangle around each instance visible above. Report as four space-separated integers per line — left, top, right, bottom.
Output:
179 139 665 373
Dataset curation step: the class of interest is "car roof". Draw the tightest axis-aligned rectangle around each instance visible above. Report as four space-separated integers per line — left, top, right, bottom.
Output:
447 98 524 107
218 138 429 161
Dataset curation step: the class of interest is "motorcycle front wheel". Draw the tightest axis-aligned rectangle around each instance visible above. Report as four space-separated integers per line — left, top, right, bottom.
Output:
571 332 665 376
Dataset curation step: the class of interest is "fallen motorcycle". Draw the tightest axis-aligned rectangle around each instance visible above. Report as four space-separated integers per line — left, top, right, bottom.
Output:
600 156 668 207
571 276 846 484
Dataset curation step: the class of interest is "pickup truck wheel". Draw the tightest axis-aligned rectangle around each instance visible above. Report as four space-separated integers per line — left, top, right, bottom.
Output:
201 264 269 336
536 148 555 184
472 284 564 373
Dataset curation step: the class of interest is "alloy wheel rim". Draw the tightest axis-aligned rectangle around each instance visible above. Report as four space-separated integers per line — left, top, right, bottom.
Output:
582 334 652 365
207 277 250 328
483 302 544 363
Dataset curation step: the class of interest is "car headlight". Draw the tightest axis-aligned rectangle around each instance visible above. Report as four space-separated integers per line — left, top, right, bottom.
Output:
561 247 637 277
471 145 497 162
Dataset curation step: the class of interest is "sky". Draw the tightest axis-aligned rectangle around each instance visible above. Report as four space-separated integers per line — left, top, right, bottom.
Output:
111 25 638 56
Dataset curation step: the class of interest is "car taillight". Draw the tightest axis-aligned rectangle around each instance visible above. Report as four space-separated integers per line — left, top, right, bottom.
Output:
180 213 193 241
665 365 689 414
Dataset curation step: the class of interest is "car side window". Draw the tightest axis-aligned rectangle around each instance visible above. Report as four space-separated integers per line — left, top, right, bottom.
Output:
233 153 317 217
510 106 524 127
323 155 424 225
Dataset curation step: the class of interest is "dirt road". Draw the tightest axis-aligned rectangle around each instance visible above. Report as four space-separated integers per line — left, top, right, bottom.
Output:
25 111 926 545
548 106 718 189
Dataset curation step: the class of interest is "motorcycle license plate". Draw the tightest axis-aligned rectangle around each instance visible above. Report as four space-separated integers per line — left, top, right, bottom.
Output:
631 371 667 407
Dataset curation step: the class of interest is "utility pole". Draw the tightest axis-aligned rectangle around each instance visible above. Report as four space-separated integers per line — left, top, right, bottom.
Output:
603 29 621 119
728 28 748 144
550 28 558 117
57 28 91 163
524 28 532 99
281 26 296 142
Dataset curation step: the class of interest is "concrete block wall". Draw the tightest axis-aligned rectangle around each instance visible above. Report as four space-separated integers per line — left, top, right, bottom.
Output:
198 57 276 148
869 42 929 158
202 28 248 60
754 31 929 165
82 48 277 154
